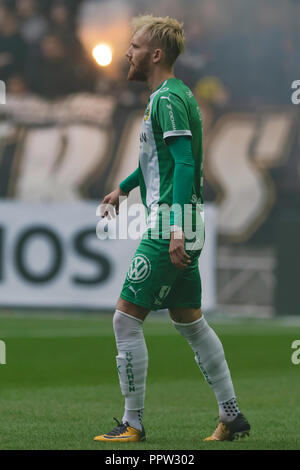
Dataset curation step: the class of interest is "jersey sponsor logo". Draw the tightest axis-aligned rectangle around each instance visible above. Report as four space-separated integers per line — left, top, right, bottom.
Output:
140 132 147 143
127 254 151 283
166 102 176 130
160 94 176 128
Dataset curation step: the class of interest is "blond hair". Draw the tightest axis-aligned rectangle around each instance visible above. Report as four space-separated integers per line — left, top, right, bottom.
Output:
131 14 185 66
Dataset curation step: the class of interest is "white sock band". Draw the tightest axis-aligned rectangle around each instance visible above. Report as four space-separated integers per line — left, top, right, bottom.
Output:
113 310 148 410
172 316 235 403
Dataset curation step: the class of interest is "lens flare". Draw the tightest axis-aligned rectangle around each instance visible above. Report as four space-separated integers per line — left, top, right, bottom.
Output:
92 43 113 67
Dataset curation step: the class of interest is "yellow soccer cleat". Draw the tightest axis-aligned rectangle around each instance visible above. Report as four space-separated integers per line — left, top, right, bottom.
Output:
204 413 250 441
94 418 146 442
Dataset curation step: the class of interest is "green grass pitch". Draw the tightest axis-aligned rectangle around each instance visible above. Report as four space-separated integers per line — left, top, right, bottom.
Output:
0 311 300 450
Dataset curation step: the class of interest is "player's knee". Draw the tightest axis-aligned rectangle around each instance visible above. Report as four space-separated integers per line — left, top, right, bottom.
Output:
113 311 122 336
116 297 148 321
113 310 129 338
169 307 202 323
113 310 144 341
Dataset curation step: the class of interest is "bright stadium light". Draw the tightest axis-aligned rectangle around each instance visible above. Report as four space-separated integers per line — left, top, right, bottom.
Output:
92 43 113 67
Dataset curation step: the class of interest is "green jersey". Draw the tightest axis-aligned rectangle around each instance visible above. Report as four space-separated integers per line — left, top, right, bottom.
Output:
138 77 204 241
119 78 205 311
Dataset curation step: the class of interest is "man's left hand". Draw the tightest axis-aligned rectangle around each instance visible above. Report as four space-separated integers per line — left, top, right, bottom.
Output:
169 230 191 269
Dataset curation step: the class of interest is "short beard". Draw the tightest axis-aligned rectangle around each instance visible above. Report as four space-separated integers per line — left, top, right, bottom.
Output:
127 52 151 82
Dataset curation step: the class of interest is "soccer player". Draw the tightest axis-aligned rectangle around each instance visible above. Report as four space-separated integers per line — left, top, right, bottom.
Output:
94 15 250 443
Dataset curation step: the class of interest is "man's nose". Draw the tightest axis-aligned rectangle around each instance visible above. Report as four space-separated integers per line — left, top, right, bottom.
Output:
126 48 132 60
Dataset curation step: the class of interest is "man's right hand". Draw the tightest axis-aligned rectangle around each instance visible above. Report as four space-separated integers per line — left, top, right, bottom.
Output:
99 187 128 219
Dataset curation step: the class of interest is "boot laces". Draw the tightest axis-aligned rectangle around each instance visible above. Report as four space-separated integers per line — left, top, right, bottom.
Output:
105 418 129 436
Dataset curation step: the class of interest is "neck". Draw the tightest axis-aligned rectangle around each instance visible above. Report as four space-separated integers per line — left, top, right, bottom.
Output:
147 67 175 93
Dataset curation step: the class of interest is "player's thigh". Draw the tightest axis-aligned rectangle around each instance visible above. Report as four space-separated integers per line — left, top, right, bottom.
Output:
167 249 203 321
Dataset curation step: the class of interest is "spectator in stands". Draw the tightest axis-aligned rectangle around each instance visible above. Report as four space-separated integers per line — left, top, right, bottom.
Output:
176 20 212 89
27 32 97 99
27 33 78 99
49 0 74 28
15 0 47 45
0 3 26 82
6 73 28 95
48 0 83 54
41 0 83 17
48 0 98 88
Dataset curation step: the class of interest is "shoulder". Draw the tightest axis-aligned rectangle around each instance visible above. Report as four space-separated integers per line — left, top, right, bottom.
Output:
153 90 187 114
155 80 195 108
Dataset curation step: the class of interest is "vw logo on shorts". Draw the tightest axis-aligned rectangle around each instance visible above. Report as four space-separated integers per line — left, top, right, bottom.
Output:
127 254 151 283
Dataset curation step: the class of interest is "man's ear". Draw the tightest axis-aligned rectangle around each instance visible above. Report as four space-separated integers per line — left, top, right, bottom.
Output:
152 48 164 64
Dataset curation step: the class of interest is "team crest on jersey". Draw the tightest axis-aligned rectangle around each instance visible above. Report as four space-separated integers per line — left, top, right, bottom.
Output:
144 104 150 121
127 254 151 283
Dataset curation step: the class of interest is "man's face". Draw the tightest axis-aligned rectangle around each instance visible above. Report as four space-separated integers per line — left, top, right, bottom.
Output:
126 28 152 82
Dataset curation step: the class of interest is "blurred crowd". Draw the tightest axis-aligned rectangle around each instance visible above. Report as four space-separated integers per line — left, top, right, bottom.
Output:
156 0 300 107
0 0 299 106
0 0 98 99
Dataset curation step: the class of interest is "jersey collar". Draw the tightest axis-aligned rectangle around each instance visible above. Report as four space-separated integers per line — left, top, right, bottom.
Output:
150 79 168 98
